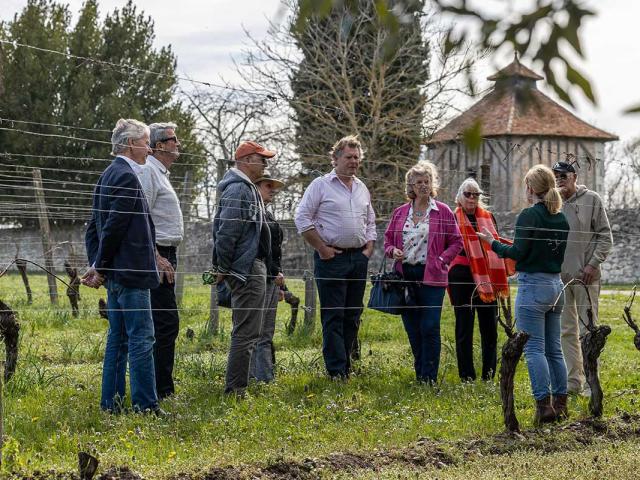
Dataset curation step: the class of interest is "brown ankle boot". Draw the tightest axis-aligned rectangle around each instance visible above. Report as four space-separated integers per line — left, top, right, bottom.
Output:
553 394 569 421
534 396 556 426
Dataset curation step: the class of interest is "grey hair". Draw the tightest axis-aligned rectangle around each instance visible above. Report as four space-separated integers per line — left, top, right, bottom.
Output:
111 118 149 155
149 122 177 149
455 177 489 209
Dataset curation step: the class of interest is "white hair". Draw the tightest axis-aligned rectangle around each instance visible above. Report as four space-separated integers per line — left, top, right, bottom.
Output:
149 122 177 149
111 118 149 155
455 177 489 209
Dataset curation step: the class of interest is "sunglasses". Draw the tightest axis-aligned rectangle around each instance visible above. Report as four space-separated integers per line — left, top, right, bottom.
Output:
555 173 568 180
463 191 481 199
158 136 177 143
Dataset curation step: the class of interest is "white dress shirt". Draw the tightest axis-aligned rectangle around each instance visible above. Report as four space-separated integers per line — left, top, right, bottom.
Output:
294 170 377 249
137 155 184 246
118 154 144 174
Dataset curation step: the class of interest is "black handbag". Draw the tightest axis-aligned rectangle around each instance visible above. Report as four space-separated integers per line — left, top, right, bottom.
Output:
367 257 404 315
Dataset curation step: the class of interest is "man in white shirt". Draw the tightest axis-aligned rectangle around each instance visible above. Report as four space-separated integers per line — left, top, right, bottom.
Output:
138 122 184 399
294 135 376 378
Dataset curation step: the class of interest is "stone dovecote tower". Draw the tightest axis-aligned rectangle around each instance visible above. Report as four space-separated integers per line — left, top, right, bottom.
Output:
426 57 618 211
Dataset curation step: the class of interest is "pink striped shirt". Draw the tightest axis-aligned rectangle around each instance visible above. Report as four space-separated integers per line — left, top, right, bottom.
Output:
295 170 377 248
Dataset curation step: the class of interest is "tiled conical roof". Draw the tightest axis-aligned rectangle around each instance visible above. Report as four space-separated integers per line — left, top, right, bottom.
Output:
487 56 543 81
428 59 618 143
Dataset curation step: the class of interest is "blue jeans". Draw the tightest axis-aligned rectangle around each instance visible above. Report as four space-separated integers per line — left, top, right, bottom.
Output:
516 272 567 400
401 264 446 383
101 280 158 412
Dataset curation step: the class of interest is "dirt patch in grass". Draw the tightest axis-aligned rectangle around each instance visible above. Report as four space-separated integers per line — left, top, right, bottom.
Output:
11 413 640 479
179 412 640 479
97 466 144 480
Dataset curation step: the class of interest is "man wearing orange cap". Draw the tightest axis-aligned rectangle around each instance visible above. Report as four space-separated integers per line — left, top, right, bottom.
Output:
212 140 276 395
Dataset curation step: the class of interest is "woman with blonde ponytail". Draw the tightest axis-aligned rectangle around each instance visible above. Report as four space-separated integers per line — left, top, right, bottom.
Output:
477 165 570 426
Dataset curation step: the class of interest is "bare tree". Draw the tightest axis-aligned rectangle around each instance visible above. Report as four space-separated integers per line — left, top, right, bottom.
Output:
181 87 294 218
604 140 640 210
234 1 481 216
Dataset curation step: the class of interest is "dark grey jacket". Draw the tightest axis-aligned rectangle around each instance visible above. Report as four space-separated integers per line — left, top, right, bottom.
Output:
212 168 266 282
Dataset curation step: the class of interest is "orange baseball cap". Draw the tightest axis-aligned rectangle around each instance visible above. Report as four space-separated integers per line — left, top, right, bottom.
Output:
235 141 276 160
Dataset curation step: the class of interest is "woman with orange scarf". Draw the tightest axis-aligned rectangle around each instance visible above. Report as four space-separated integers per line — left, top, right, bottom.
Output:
448 178 512 381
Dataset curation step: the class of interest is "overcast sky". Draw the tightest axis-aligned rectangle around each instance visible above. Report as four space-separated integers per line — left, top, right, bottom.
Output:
3 0 639 142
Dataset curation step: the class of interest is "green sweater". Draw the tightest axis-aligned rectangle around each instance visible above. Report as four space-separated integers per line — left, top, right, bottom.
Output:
491 203 569 273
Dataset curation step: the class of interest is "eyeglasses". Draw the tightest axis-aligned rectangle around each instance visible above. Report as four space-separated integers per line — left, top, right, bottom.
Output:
463 191 481 198
555 173 568 180
158 136 177 143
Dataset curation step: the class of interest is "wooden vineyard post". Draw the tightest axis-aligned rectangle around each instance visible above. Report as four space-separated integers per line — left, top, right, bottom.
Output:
0 361 4 467
175 171 192 306
14 245 32 304
302 270 316 333
207 285 219 335
32 169 58 304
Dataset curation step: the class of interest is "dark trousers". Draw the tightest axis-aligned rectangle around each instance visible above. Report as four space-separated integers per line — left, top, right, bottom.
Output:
150 245 180 398
448 265 498 381
225 259 267 394
401 263 445 383
314 250 368 377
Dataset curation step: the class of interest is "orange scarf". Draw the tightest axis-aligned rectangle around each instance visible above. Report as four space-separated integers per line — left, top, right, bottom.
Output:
455 207 511 303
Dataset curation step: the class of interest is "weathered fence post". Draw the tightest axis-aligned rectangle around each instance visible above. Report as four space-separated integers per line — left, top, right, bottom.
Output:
14 245 32 304
175 171 192 306
207 285 219 335
32 168 58 304
0 361 4 467
302 270 316 333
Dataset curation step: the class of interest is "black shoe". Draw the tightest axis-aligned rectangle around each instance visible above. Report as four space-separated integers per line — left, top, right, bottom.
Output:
223 388 247 399
152 407 169 417
158 390 174 400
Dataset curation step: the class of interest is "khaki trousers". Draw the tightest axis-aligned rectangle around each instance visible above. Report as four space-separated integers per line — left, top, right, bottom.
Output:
560 281 600 393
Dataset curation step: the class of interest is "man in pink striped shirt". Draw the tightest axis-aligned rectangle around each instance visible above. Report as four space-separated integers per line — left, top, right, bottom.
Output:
295 135 376 378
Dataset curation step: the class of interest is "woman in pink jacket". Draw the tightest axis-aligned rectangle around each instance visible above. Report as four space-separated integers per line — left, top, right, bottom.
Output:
384 161 463 384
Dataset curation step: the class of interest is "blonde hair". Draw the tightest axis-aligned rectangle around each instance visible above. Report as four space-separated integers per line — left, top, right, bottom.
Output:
405 161 439 200
330 135 363 162
455 177 489 210
525 164 562 214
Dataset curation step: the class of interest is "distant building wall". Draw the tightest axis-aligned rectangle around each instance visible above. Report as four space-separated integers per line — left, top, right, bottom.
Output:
426 137 605 212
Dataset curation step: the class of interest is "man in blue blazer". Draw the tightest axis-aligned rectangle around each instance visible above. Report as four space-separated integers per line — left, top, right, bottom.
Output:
84 118 161 414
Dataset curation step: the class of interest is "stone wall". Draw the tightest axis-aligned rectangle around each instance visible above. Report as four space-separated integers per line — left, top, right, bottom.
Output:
492 209 639 284
1 208 638 284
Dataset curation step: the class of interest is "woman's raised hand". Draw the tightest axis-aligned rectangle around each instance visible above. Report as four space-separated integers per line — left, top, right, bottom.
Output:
476 227 494 245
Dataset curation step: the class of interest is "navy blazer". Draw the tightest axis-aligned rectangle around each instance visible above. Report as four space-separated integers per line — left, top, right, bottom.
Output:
85 157 160 289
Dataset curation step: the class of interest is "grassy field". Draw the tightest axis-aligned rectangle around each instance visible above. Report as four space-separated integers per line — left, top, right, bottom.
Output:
1 273 639 478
